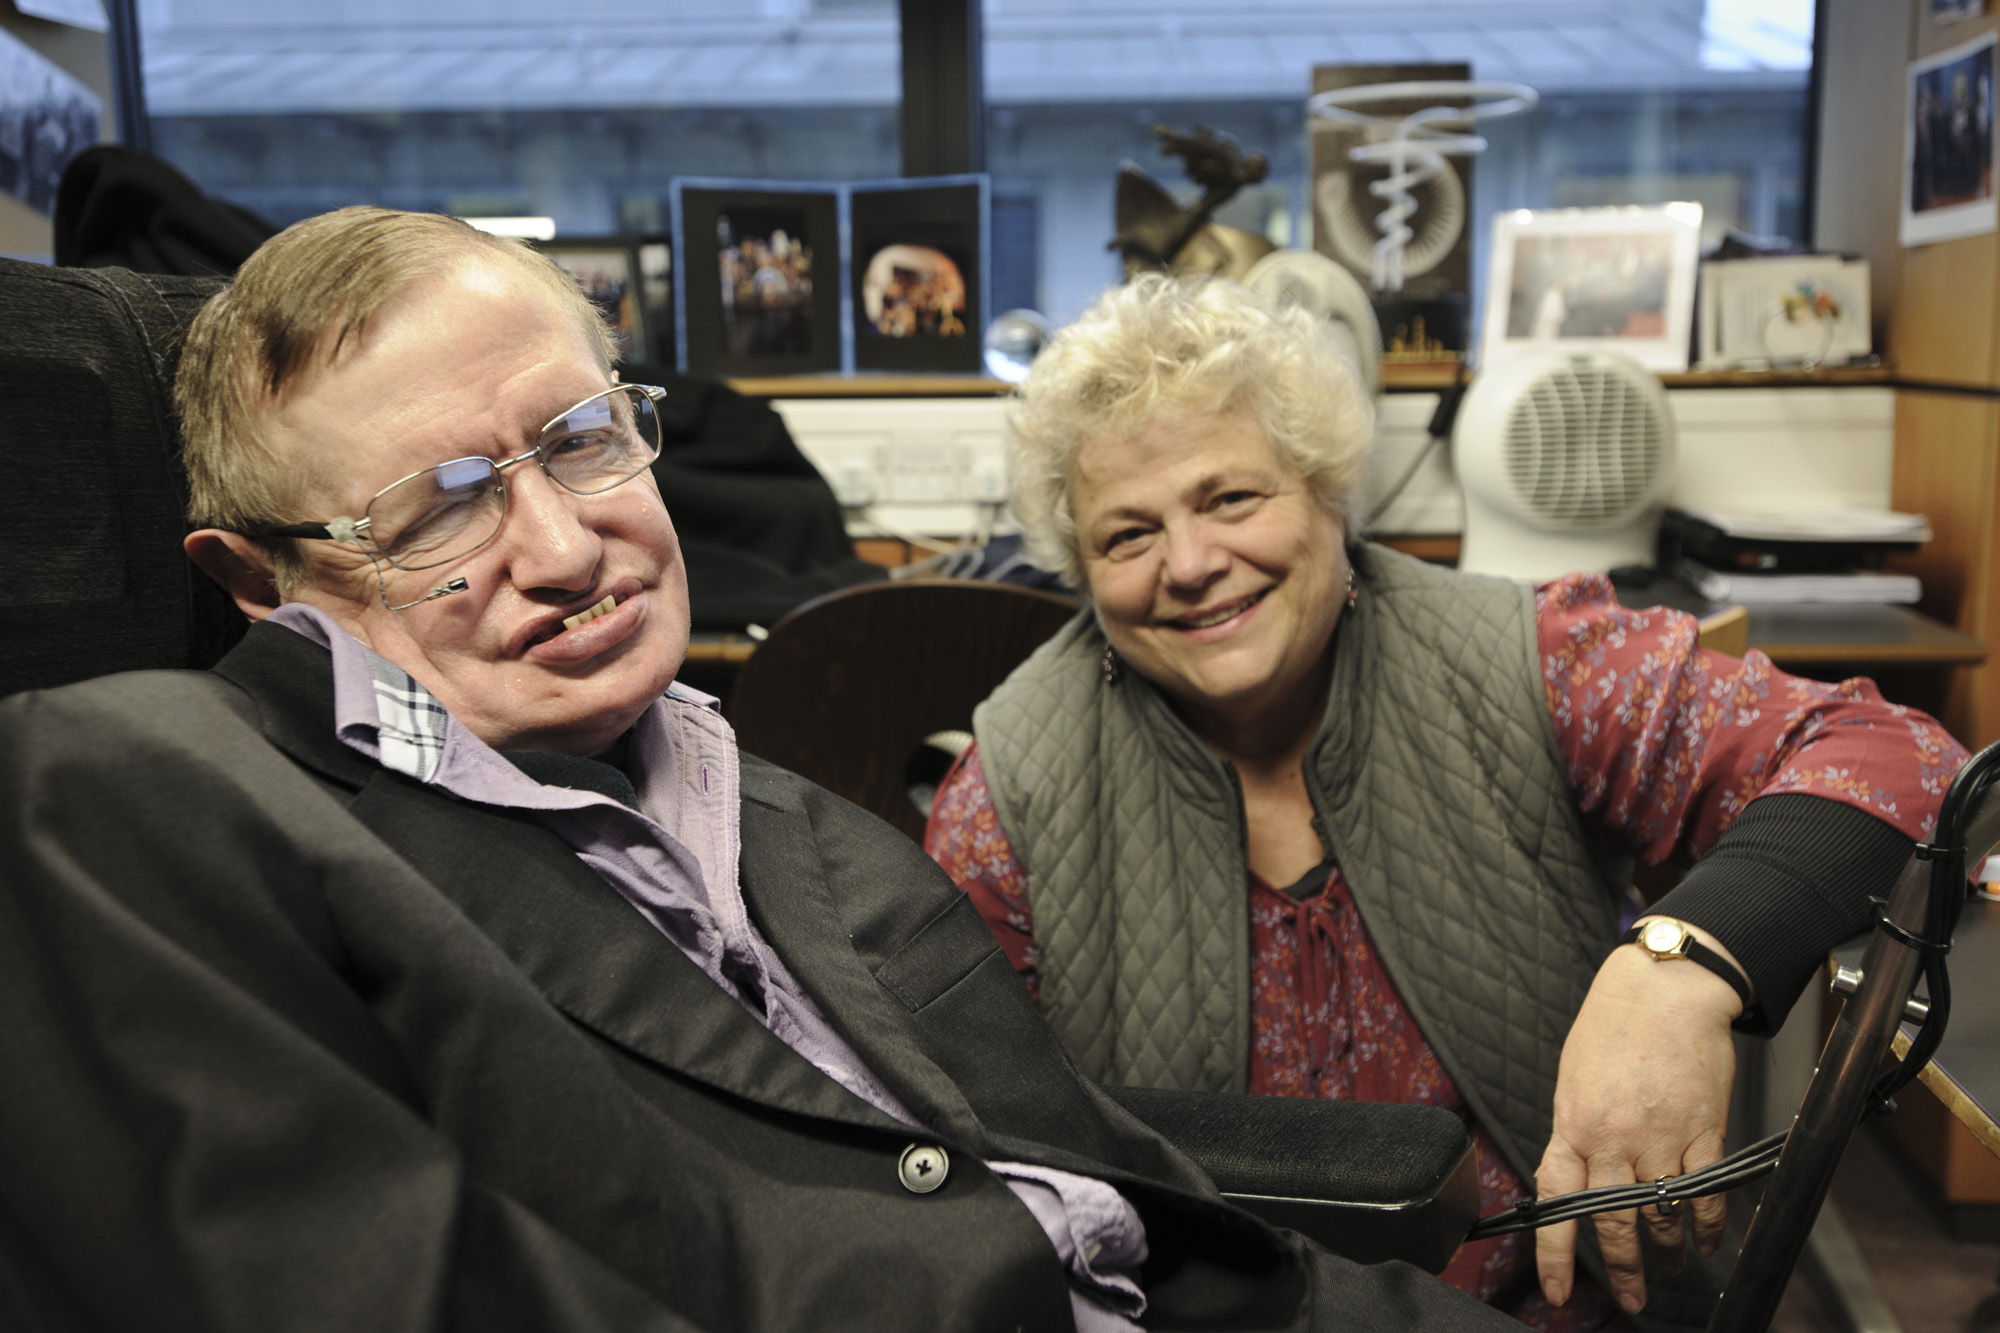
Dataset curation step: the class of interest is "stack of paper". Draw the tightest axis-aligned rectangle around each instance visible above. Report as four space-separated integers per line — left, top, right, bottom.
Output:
1675 507 1932 544
1674 559 1923 605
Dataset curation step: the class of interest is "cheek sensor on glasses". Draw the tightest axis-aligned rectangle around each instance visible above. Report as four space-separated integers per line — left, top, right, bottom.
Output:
384 577 470 611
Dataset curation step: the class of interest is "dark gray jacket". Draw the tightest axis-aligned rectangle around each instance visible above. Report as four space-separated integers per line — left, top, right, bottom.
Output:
0 622 1511 1333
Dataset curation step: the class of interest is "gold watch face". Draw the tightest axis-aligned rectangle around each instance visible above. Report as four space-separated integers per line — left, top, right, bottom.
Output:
1641 918 1688 956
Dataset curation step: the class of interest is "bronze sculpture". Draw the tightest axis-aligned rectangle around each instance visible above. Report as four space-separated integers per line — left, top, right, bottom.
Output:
1109 124 1275 281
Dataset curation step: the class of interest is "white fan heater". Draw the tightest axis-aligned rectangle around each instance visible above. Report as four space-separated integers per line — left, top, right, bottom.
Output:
1242 250 1384 396
1454 349 1677 583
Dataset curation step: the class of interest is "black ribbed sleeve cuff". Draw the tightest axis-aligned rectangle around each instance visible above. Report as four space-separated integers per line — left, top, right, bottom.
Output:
1648 794 1914 1035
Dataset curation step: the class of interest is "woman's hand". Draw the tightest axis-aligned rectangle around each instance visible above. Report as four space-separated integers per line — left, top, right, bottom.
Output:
1532 922 1745 1315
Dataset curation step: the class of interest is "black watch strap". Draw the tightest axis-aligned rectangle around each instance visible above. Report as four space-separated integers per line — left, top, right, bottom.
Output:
1618 923 1755 1012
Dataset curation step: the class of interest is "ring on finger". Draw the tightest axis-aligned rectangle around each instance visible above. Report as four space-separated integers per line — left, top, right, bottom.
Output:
1653 1174 1684 1218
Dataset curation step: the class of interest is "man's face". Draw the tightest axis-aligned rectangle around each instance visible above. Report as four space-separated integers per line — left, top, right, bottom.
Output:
270 259 689 756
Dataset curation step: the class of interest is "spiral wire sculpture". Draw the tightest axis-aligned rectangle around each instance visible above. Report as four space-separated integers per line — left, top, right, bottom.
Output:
1308 80 1538 293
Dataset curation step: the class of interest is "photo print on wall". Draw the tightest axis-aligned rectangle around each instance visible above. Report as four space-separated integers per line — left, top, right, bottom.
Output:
538 242 649 364
0 26 101 216
1933 0 1989 24
1903 30 1999 246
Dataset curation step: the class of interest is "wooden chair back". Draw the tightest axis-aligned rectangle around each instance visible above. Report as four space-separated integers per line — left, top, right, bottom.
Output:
1696 604 1751 658
727 578 1081 842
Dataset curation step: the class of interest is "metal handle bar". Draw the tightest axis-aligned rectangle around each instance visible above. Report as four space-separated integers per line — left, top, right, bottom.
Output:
1708 741 2000 1332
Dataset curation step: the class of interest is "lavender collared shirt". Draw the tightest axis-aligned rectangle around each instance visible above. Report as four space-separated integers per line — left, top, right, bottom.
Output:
268 605 1147 1330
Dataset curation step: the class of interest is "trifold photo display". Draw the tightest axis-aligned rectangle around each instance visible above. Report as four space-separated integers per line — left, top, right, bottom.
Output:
672 175 988 378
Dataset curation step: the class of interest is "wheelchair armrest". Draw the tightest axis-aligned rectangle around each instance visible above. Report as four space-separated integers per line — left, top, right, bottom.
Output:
1102 1084 1480 1274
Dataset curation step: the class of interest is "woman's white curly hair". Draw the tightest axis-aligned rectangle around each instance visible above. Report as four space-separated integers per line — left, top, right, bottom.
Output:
1007 273 1375 590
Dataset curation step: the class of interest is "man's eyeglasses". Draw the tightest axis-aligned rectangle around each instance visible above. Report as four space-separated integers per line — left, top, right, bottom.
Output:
249 384 667 600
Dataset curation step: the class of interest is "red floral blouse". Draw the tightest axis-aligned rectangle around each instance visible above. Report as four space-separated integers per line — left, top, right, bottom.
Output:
924 573 1966 1329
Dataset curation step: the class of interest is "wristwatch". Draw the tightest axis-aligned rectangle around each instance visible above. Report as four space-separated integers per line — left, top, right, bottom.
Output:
1618 917 1754 1012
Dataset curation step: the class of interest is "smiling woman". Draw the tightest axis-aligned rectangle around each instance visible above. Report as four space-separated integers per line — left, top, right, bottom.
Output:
924 275 1967 1330
1070 412 1349 786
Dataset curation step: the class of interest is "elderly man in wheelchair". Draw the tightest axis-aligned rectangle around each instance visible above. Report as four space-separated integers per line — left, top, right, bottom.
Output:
0 205 1537 1332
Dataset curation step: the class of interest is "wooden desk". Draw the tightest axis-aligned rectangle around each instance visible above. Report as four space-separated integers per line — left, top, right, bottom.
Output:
1725 603 1987 669
683 590 1987 703
726 374 1011 398
1605 579 1987 672
684 632 760 665
724 365 1897 398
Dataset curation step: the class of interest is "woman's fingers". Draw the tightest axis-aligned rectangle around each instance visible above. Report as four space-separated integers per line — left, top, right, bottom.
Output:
1684 1132 1730 1258
1540 1136 1726 1313
1532 1136 1587 1307
1635 1128 1728 1272
1633 1155 1690 1278
1538 944 1743 1312
1582 1156 1649 1315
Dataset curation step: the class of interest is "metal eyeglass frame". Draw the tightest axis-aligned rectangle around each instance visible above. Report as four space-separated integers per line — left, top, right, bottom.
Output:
245 384 668 610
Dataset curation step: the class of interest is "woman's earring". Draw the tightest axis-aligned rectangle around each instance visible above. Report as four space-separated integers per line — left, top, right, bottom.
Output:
1344 565 1358 609
1101 645 1121 686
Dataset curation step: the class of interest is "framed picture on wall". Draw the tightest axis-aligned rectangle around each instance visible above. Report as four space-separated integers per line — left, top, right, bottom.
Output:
536 240 655 366
672 180 842 378
1478 203 1704 373
847 175 988 374
0 26 101 216
1902 30 1999 246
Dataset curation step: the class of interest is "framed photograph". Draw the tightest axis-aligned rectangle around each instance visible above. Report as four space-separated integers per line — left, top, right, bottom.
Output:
1310 62 1474 359
537 241 651 365
1697 255 1872 370
1480 203 1704 373
0 26 102 216
1933 0 1989 22
1903 31 1999 246
672 180 842 378
848 175 988 374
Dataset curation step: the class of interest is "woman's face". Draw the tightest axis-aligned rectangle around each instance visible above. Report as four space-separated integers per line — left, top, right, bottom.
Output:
1072 413 1348 732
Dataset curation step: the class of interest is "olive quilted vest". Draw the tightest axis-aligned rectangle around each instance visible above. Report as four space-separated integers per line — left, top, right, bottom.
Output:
973 542 1622 1182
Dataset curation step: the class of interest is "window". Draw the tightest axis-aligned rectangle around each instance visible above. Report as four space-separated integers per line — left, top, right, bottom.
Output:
134 0 1816 340
982 0 1815 326
137 0 902 232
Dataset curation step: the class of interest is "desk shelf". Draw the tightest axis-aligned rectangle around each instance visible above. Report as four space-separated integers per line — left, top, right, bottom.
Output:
1729 604 1986 668
724 364 1898 399
685 595 1983 679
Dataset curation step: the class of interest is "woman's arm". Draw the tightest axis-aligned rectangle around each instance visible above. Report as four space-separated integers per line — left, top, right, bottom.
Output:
1538 571 1963 1030
923 744 1042 997
1530 573 1967 1315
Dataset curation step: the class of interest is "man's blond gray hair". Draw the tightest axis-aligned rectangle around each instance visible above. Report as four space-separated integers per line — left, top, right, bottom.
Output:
177 205 617 594
1008 273 1374 590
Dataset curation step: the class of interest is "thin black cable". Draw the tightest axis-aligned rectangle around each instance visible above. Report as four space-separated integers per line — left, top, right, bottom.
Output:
1467 1133 1786 1240
1366 433 1440 527
1471 742 2000 1240
1868 746 2000 1111
1365 369 1469 528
